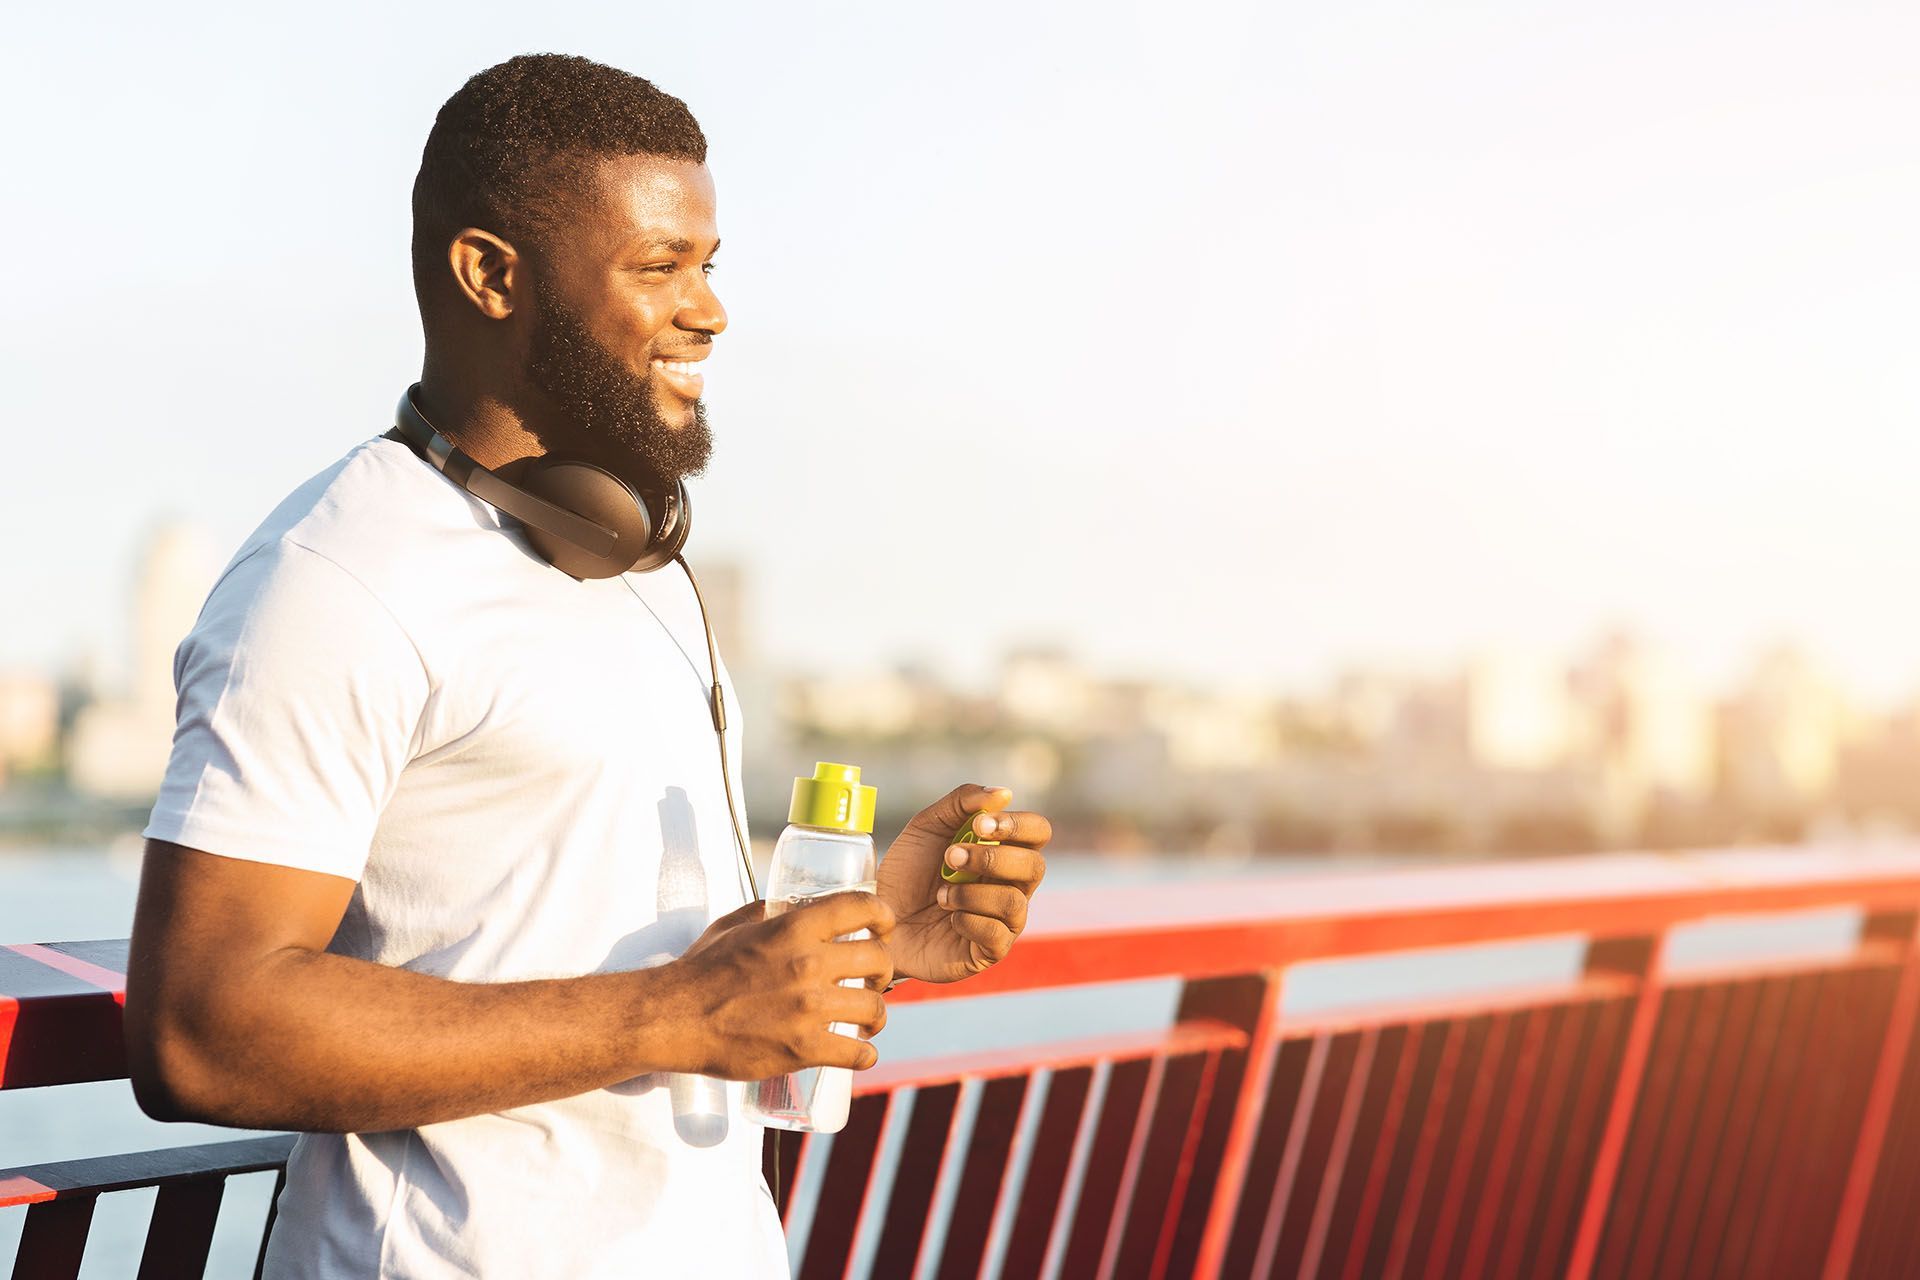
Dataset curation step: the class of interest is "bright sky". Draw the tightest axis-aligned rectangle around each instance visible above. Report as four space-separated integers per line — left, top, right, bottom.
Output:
4 1 1918 702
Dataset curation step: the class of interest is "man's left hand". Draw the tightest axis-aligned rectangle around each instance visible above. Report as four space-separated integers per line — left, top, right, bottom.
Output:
874 784 1050 984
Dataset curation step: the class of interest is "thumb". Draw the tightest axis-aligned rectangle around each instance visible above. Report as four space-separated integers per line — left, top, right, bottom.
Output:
687 899 766 954
709 899 767 931
909 783 1011 838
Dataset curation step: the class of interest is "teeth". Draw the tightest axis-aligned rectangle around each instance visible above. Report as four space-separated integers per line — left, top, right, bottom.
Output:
653 360 702 377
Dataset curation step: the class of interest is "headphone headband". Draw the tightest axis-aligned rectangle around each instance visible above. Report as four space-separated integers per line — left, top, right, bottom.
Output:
392 388 622 559
389 385 689 577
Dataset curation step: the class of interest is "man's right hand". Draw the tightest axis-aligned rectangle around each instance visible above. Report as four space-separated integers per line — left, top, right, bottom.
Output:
665 891 897 1081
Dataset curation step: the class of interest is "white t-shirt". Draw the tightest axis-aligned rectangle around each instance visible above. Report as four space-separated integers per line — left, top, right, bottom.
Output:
144 437 787 1279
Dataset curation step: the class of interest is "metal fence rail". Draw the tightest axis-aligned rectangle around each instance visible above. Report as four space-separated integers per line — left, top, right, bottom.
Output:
9 845 1920 1278
1 1136 293 1280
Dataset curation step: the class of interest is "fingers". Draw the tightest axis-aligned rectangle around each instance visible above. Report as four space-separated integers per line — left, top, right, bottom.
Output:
822 984 889 1037
824 938 894 988
969 810 1052 850
913 783 1012 837
944 840 1046 889
810 1031 882 1071
937 882 1030 935
945 908 1018 971
785 890 897 942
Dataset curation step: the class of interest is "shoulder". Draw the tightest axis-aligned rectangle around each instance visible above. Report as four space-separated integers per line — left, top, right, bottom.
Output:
257 437 498 585
205 438 538 648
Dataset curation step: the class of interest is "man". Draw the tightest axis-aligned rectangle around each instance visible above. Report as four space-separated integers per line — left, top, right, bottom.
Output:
125 54 1048 1278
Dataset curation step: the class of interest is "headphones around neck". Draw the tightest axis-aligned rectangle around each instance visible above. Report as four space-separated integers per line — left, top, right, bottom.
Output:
385 384 759 899
387 384 691 579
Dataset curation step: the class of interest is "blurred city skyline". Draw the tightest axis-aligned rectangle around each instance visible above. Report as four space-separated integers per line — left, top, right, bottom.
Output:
6 515 1918 707
5 2 1919 703
4 520 1914 862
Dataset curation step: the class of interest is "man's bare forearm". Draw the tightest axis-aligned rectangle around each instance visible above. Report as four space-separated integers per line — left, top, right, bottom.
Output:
127 842 892 1134
129 945 697 1133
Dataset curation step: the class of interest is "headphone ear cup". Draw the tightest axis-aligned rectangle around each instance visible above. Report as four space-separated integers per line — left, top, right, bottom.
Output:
626 480 691 573
516 459 654 579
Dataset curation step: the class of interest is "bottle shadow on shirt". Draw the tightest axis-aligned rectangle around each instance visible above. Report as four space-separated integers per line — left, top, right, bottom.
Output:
600 787 729 1147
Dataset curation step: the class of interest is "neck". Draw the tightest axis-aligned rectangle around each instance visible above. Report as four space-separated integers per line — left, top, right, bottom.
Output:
416 351 576 473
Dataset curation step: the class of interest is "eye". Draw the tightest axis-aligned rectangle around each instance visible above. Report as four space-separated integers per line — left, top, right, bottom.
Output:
701 261 718 276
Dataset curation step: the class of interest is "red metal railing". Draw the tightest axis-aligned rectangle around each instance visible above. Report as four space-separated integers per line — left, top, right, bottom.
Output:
11 845 1920 1277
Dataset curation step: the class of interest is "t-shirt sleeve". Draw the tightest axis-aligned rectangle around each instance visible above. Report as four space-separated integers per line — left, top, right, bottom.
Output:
143 538 430 880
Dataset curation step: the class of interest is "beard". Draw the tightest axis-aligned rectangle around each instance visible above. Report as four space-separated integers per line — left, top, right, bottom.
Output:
525 282 713 485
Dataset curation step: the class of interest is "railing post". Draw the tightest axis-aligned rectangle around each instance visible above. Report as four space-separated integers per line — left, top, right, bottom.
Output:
1174 968 1284 1279
136 1177 226 1280
13 1196 95 1280
1822 908 1920 1280
1564 932 1668 1280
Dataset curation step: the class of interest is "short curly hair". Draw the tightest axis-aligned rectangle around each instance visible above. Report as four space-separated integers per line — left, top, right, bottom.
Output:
411 54 707 289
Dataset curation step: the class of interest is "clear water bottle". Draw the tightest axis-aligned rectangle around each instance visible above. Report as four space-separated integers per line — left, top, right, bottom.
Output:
742 761 878 1134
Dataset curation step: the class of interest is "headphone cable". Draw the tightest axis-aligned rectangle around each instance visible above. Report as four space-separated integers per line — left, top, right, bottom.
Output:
671 554 785 1211
669 554 759 902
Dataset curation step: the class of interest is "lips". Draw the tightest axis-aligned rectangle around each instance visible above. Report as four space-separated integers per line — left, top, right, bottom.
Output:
651 357 706 400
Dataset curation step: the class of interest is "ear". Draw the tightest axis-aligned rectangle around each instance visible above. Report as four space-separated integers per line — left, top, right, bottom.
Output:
445 228 522 321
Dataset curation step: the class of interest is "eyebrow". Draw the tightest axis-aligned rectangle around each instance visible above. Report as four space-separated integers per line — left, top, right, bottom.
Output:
629 236 719 256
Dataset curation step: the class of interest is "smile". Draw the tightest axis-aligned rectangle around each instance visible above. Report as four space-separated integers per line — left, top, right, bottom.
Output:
651 358 706 399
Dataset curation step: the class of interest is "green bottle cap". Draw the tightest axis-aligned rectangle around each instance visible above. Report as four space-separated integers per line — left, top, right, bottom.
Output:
788 761 878 834
940 812 1000 884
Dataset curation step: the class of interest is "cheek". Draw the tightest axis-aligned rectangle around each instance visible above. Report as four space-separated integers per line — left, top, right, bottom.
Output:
616 290 676 346
586 288 671 364
601 321 663 379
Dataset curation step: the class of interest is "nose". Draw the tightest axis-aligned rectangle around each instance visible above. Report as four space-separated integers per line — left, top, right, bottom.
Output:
678 271 727 338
